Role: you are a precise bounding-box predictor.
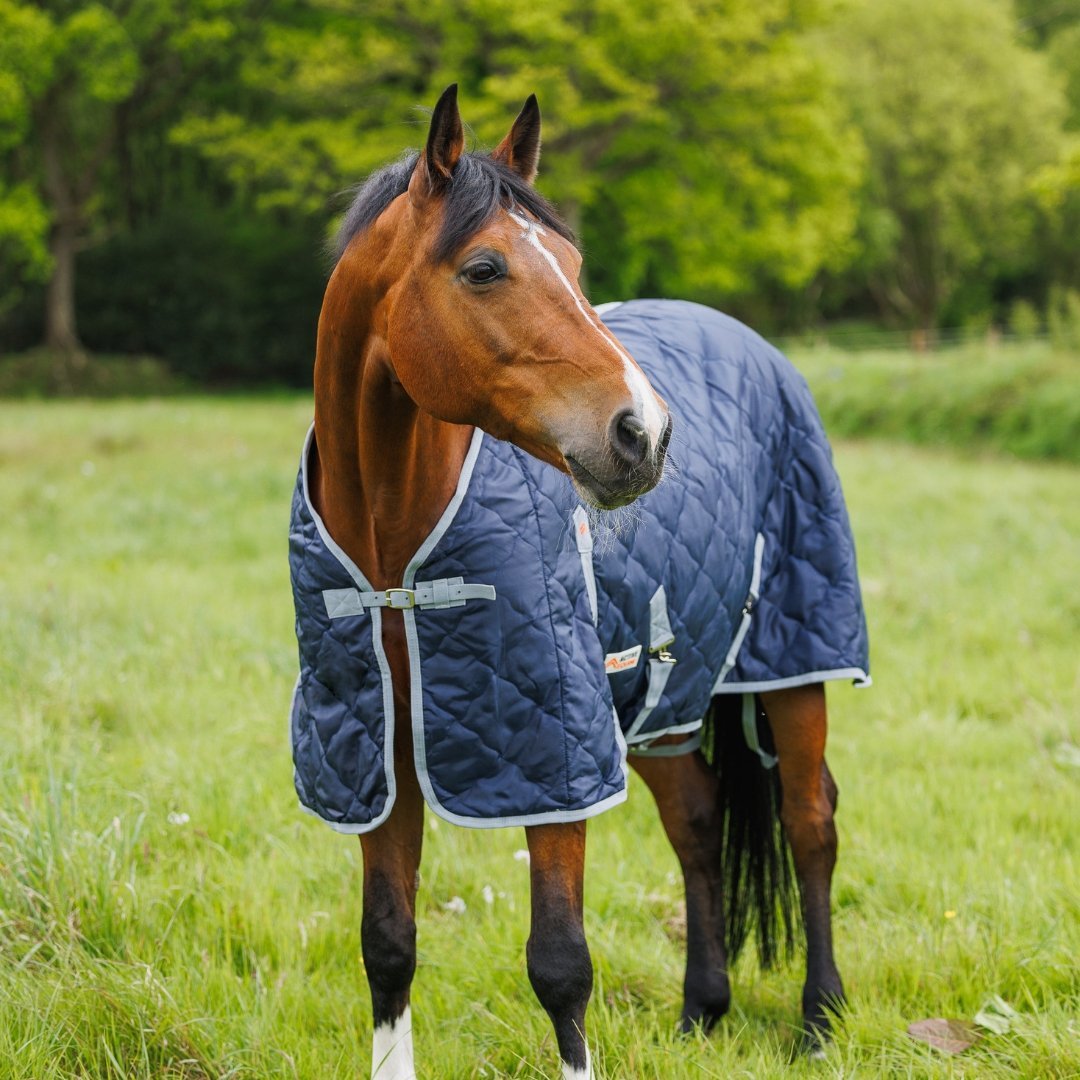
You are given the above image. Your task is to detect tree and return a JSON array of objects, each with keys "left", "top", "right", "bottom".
[
  {"left": 823, "top": 0, "right": 1067, "bottom": 335},
  {"left": 174, "top": 0, "right": 864, "bottom": 309},
  {"left": 0, "top": 0, "right": 254, "bottom": 356}
]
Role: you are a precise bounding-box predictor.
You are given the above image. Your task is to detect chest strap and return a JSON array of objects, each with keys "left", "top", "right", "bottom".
[{"left": 323, "top": 577, "right": 496, "bottom": 618}]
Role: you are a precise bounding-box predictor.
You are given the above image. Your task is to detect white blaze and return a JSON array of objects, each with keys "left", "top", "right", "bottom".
[
  {"left": 561, "top": 1047, "right": 593, "bottom": 1080},
  {"left": 508, "top": 211, "right": 666, "bottom": 445},
  {"left": 371, "top": 1007, "right": 415, "bottom": 1080}
]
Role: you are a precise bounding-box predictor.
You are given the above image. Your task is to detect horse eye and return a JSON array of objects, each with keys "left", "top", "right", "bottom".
[{"left": 463, "top": 260, "right": 503, "bottom": 286}]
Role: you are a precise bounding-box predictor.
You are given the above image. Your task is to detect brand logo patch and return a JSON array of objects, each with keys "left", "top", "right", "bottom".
[{"left": 604, "top": 645, "right": 642, "bottom": 674}]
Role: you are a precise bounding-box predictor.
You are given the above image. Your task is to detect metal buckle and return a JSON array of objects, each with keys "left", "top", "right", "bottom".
[
  {"left": 650, "top": 640, "right": 678, "bottom": 665},
  {"left": 385, "top": 588, "right": 416, "bottom": 610}
]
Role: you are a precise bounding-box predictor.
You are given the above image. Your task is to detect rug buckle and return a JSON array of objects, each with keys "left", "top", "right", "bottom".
[{"left": 385, "top": 588, "right": 416, "bottom": 610}]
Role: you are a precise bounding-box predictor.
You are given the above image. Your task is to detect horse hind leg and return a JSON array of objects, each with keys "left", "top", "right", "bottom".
[
  {"left": 525, "top": 822, "right": 595, "bottom": 1079},
  {"left": 359, "top": 767, "right": 425, "bottom": 1080},
  {"left": 759, "top": 684, "right": 845, "bottom": 1046},
  {"left": 630, "top": 744, "right": 731, "bottom": 1033}
]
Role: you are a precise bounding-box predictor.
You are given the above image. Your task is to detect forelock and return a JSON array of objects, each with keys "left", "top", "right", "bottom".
[{"left": 333, "top": 151, "right": 575, "bottom": 264}]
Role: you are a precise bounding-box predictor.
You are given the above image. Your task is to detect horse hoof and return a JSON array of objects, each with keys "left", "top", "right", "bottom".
[
  {"left": 798, "top": 1030, "right": 833, "bottom": 1061},
  {"left": 678, "top": 1004, "right": 727, "bottom": 1036}
]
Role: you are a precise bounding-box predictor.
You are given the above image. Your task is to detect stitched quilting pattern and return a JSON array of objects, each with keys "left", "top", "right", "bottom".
[{"left": 288, "top": 300, "right": 869, "bottom": 830}]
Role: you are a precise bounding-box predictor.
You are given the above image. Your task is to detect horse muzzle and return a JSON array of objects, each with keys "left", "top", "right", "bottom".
[{"left": 564, "top": 412, "right": 673, "bottom": 510}]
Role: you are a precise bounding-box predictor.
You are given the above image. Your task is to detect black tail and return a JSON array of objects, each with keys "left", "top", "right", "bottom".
[{"left": 703, "top": 694, "right": 799, "bottom": 970}]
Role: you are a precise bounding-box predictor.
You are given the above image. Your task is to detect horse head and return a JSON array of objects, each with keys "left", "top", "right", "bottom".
[{"left": 340, "top": 84, "right": 671, "bottom": 510}]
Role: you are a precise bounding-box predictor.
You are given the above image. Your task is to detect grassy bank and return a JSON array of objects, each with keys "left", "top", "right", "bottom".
[
  {"left": 0, "top": 400, "right": 1077, "bottom": 1078},
  {"left": 790, "top": 340, "right": 1080, "bottom": 463}
]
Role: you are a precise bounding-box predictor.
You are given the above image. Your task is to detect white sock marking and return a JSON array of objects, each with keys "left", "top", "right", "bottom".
[
  {"left": 561, "top": 1047, "right": 593, "bottom": 1080},
  {"left": 508, "top": 211, "right": 666, "bottom": 445},
  {"left": 371, "top": 1007, "right": 416, "bottom": 1080}
]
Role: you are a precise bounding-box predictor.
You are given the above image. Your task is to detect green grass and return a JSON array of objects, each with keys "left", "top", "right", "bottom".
[
  {"left": 790, "top": 341, "right": 1080, "bottom": 463},
  {"left": 0, "top": 399, "right": 1077, "bottom": 1078}
]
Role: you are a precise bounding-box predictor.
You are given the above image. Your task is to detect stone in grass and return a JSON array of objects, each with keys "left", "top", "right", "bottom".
[{"left": 906, "top": 1018, "right": 982, "bottom": 1053}]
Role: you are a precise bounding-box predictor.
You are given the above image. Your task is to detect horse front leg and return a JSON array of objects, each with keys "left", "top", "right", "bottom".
[
  {"left": 525, "top": 822, "right": 594, "bottom": 1079},
  {"left": 359, "top": 767, "right": 425, "bottom": 1079},
  {"left": 631, "top": 745, "right": 730, "bottom": 1032},
  {"left": 760, "top": 684, "right": 844, "bottom": 1046}
]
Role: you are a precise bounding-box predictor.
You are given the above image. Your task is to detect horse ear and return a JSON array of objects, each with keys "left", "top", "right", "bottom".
[
  {"left": 491, "top": 94, "right": 541, "bottom": 183},
  {"left": 411, "top": 83, "right": 464, "bottom": 200}
]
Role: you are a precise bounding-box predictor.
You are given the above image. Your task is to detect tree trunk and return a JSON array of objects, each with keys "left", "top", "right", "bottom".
[
  {"left": 40, "top": 94, "right": 86, "bottom": 359},
  {"left": 44, "top": 217, "right": 82, "bottom": 355}
]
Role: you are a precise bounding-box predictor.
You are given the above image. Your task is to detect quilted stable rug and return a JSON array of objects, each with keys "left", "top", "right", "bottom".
[{"left": 289, "top": 299, "right": 870, "bottom": 832}]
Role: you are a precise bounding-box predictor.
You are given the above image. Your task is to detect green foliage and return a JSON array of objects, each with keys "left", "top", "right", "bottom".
[
  {"left": 1033, "top": 142, "right": 1080, "bottom": 293},
  {"left": 1047, "top": 285, "right": 1080, "bottom": 351},
  {"left": 0, "top": 0, "right": 264, "bottom": 349},
  {"left": 73, "top": 208, "right": 327, "bottom": 385},
  {"left": 0, "top": 182, "right": 50, "bottom": 296},
  {"left": 0, "top": 400, "right": 1077, "bottom": 1076},
  {"left": 822, "top": 0, "right": 1067, "bottom": 330},
  {"left": 3, "top": 0, "right": 1080, "bottom": 364},
  {"left": 173, "top": 0, "right": 864, "bottom": 304},
  {"left": 0, "top": 348, "right": 187, "bottom": 397},
  {"left": 792, "top": 341, "right": 1080, "bottom": 462},
  {"left": 1007, "top": 299, "right": 1042, "bottom": 339}
]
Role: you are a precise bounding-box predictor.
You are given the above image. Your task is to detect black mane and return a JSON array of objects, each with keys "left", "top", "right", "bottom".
[{"left": 333, "top": 150, "right": 576, "bottom": 263}]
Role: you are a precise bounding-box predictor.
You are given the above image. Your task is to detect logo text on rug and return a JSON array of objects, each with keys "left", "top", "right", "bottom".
[{"left": 604, "top": 645, "right": 642, "bottom": 674}]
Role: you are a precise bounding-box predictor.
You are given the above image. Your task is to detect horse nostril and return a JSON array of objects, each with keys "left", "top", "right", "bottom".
[{"left": 611, "top": 409, "right": 650, "bottom": 468}]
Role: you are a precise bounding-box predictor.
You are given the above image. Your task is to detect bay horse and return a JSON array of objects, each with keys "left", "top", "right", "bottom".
[{"left": 291, "top": 84, "right": 866, "bottom": 1079}]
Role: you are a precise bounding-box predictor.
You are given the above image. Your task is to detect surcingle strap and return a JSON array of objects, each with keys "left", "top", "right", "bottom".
[
  {"left": 742, "top": 692, "right": 778, "bottom": 769},
  {"left": 322, "top": 577, "right": 496, "bottom": 618}
]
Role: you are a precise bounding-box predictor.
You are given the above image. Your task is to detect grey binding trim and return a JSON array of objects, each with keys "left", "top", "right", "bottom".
[
  {"left": 625, "top": 717, "right": 702, "bottom": 746},
  {"left": 716, "top": 668, "right": 872, "bottom": 693},
  {"left": 628, "top": 729, "right": 703, "bottom": 757},
  {"left": 713, "top": 531, "right": 765, "bottom": 689},
  {"left": 400, "top": 432, "right": 629, "bottom": 829},
  {"left": 572, "top": 505, "right": 598, "bottom": 625},
  {"left": 741, "top": 692, "right": 778, "bottom": 769},
  {"left": 298, "top": 424, "right": 398, "bottom": 835},
  {"left": 592, "top": 301, "right": 624, "bottom": 315},
  {"left": 323, "top": 577, "right": 496, "bottom": 617},
  {"left": 649, "top": 583, "right": 675, "bottom": 650},
  {"left": 623, "top": 585, "right": 678, "bottom": 743},
  {"left": 710, "top": 529, "right": 872, "bottom": 694}
]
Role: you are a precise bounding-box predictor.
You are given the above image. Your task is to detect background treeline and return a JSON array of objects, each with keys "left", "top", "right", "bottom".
[{"left": 1, "top": 0, "right": 1079, "bottom": 385}]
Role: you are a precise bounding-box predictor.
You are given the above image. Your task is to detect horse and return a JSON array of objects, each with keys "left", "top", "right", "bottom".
[{"left": 288, "top": 84, "right": 869, "bottom": 1079}]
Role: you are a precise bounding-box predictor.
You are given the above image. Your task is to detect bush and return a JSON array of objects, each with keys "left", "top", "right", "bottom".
[
  {"left": 72, "top": 207, "right": 327, "bottom": 387},
  {"left": 1047, "top": 286, "right": 1080, "bottom": 352},
  {"left": 1007, "top": 299, "right": 1042, "bottom": 338},
  {"left": 792, "top": 341, "right": 1080, "bottom": 462},
  {"left": 0, "top": 349, "right": 188, "bottom": 397}
]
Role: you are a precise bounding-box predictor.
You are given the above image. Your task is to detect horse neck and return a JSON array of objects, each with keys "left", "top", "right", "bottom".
[{"left": 311, "top": 250, "right": 473, "bottom": 590}]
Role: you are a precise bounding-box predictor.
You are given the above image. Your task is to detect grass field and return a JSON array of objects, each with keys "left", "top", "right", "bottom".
[{"left": 0, "top": 399, "right": 1077, "bottom": 1079}]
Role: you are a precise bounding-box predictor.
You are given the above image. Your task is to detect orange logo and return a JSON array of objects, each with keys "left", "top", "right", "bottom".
[{"left": 604, "top": 645, "right": 642, "bottom": 674}]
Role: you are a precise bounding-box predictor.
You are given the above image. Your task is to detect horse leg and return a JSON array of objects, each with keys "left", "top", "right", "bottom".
[
  {"left": 525, "top": 822, "right": 594, "bottom": 1079},
  {"left": 359, "top": 766, "right": 425, "bottom": 1079},
  {"left": 759, "top": 684, "right": 844, "bottom": 1045},
  {"left": 630, "top": 746, "right": 730, "bottom": 1032}
]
